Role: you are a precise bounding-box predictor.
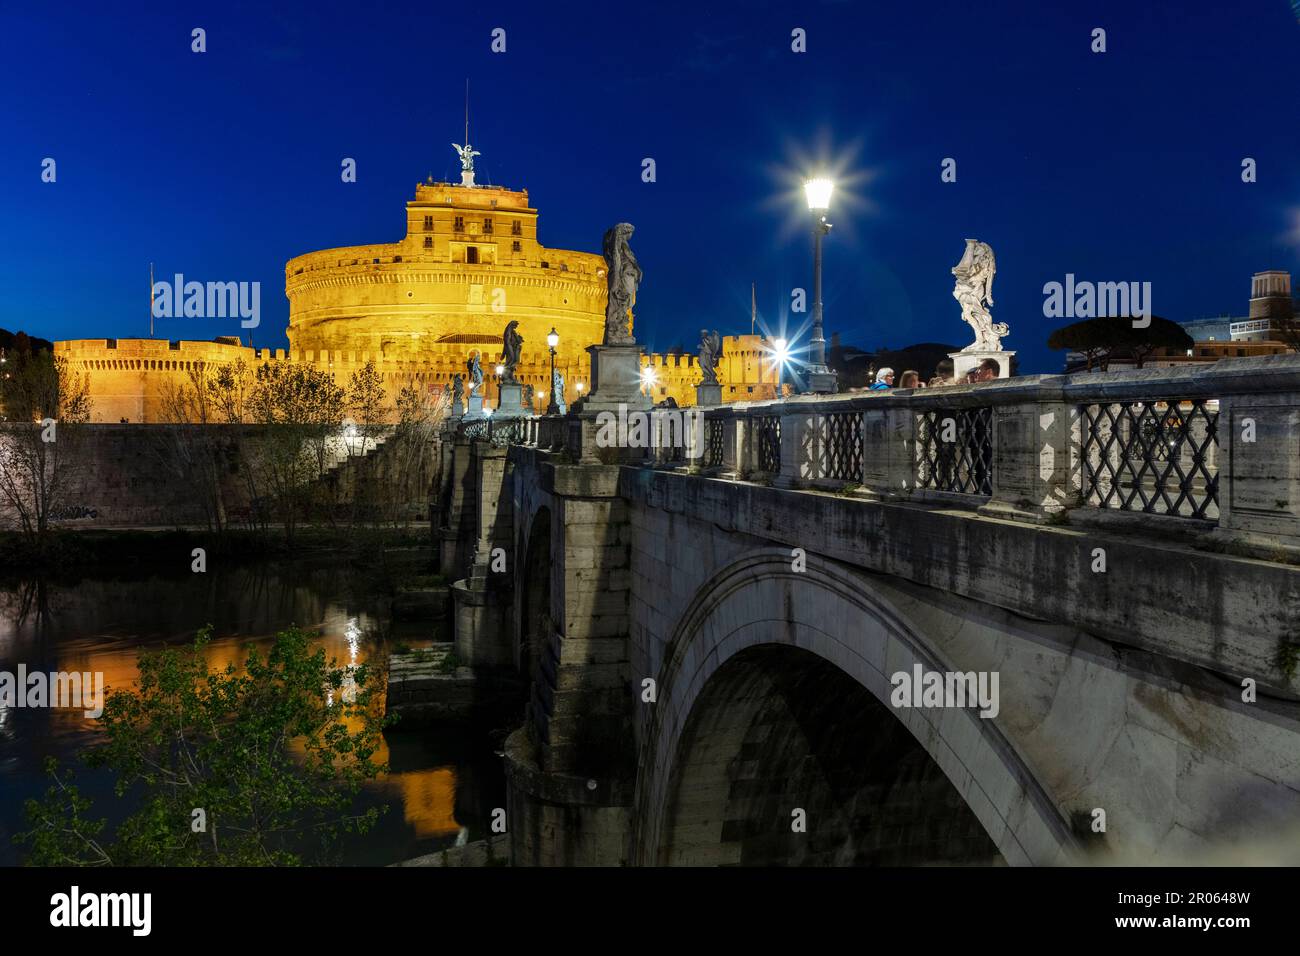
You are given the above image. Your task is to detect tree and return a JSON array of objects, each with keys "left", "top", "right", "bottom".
[
  {"left": 208, "top": 358, "right": 251, "bottom": 424},
  {"left": 1113, "top": 316, "right": 1194, "bottom": 368},
  {"left": 1047, "top": 316, "right": 1192, "bottom": 370},
  {"left": 386, "top": 377, "right": 449, "bottom": 526},
  {"left": 1268, "top": 292, "right": 1300, "bottom": 352},
  {"left": 0, "top": 342, "right": 92, "bottom": 541},
  {"left": 244, "top": 363, "right": 345, "bottom": 539},
  {"left": 155, "top": 363, "right": 233, "bottom": 532},
  {"left": 346, "top": 361, "right": 387, "bottom": 446},
  {"left": 1046, "top": 318, "right": 1113, "bottom": 371},
  {"left": 15, "top": 626, "right": 389, "bottom": 866}
]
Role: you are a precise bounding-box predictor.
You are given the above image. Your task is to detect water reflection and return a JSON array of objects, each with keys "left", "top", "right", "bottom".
[{"left": 0, "top": 560, "right": 500, "bottom": 866}]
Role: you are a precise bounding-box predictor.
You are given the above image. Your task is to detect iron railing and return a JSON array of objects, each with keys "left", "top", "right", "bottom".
[
  {"left": 821, "top": 411, "right": 863, "bottom": 483},
  {"left": 916, "top": 407, "right": 993, "bottom": 496},
  {"left": 704, "top": 418, "right": 725, "bottom": 469},
  {"left": 755, "top": 415, "right": 781, "bottom": 474},
  {"left": 1079, "top": 399, "right": 1219, "bottom": 519}
]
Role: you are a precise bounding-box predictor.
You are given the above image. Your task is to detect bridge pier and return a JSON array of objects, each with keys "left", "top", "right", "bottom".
[
  {"left": 504, "top": 430, "right": 641, "bottom": 865},
  {"left": 436, "top": 428, "right": 475, "bottom": 581},
  {"left": 450, "top": 441, "right": 515, "bottom": 669}
]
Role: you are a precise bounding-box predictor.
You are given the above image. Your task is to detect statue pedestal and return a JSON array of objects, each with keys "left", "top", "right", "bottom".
[
  {"left": 950, "top": 350, "right": 1015, "bottom": 381},
  {"left": 695, "top": 383, "right": 722, "bottom": 407},
  {"left": 466, "top": 393, "right": 485, "bottom": 419},
  {"left": 585, "top": 344, "right": 650, "bottom": 411},
  {"left": 805, "top": 368, "right": 838, "bottom": 394},
  {"left": 450, "top": 397, "right": 465, "bottom": 420},
  {"left": 496, "top": 382, "right": 524, "bottom": 418}
]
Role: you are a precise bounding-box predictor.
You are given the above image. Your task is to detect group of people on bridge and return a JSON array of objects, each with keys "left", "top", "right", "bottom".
[{"left": 857, "top": 357, "right": 1002, "bottom": 392}]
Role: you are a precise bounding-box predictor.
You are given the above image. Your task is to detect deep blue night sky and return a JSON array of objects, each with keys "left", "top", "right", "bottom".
[{"left": 2, "top": 0, "right": 1298, "bottom": 373}]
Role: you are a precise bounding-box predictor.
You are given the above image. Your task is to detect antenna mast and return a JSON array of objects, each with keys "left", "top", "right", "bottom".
[{"left": 149, "top": 262, "right": 155, "bottom": 337}]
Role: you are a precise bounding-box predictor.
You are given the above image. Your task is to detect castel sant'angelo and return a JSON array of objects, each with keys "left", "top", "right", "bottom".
[{"left": 55, "top": 145, "right": 780, "bottom": 423}]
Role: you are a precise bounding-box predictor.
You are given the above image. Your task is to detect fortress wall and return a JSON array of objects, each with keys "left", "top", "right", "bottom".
[
  {"left": 0, "top": 423, "right": 435, "bottom": 529},
  {"left": 56, "top": 333, "right": 782, "bottom": 422}
]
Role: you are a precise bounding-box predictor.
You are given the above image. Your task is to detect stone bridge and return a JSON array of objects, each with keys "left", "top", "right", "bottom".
[{"left": 434, "top": 357, "right": 1300, "bottom": 866}]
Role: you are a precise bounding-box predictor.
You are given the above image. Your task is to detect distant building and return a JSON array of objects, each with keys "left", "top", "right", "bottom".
[
  {"left": 1064, "top": 270, "right": 1293, "bottom": 372},
  {"left": 1230, "top": 270, "right": 1293, "bottom": 341}
]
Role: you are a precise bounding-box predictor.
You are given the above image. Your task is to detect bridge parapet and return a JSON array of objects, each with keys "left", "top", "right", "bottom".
[
  {"left": 655, "top": 355, "right": 1300, "bottom": 558},
  {"left": 479, "top": 354, "right": 1300, "bottom": 555}
]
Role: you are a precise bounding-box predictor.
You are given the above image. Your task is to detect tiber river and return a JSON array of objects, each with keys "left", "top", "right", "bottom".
[{"left": 0, "top": 558, "right": 505, "bottom": 866}]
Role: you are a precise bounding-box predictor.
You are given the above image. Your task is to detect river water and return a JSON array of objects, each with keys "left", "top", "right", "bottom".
[{"left": 0, "top": 558, "right": 505, "bottom": 866}]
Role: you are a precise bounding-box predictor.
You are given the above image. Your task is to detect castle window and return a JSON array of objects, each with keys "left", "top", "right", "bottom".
[
  {"left": 454, "top": 216, "right": 464, "bottom": 232},
  {"left": 466, "top": 246, "right": 479, "bottom": 264},
  {"left": 540, "top": 261, "right": 549, "bottom": 269},
  {"left": 393, "top": 256, "right": 402, "bottom": 262},
  {"left": 511, "top": 220, "right": 522, "bottom": 236},
  {"left": 483, "top": 219, "right": 493, "bottom": 234},
  {"left": 512, "top": 240, "right": 521, "bottom": 252},
  {"left": 423, "top": 215, "right": 433, "bottom": 231},
  {"left": 424, "top": 236, "right": 433, "bottom": 249}
]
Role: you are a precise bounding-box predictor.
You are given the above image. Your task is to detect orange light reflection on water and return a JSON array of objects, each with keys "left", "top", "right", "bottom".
[{"left": 30, "top": 609, "right": 461, "bottom": 840}]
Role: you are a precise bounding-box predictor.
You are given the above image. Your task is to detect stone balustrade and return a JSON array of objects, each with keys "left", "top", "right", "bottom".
[{"left": 471, "top": 353, "right": 1300, "bottom": 556}]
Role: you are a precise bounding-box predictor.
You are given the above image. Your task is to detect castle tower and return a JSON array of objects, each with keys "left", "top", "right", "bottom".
[{"left": 284, "top": 161, "right": 608, "bottom": 412}]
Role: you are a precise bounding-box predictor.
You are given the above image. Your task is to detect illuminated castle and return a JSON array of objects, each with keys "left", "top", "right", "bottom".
[{"left": 57, "top": 149, "right": 782, "bottom": 422}]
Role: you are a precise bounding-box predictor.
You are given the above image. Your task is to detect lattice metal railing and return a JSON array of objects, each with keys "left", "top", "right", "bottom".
[
  {"left": 821, "top": 411, "right": 862, "bottom": 482},
  {"left": 461, "top": 417, "right": 532, "bottom": 447},
  {"left": 705, "top": 418, "right": 725, "bottom": 468},
  {"left": 916, "top": 407, "right": 993, "bottom": 496},
  {"left": 1079, "top": 399, "right": 1219, "bottom": 519},
  {"left": 755, "top": 415, "right": 781, "bottom": 474}
]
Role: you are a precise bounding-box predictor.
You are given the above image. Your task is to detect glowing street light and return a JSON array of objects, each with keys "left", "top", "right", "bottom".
[
  {"left": 640, "top": 365, "right": 657, "bottom": 397},
  {"left": 770, "top": 337, "right": 791, "bottom": 399},
  {"left": 546, "top": 327, "right": 560, "bottom": 415},
  {"left": 803, "top": 178, "right": 834, "bottom": 211},
  {"left": 802, "top": 177, "right": 837, "bottom": 394},
  {"left": 575, "top": 381, "right": 584, "bottom": 393},
  {"left": 495, "top": 362, "right": 505, "bottom": 407}
]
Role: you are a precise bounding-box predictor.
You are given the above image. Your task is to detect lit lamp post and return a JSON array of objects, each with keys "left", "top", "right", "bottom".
[
  {"left": 802, "top": 177, "right": 837, "bottom": 393},
  {"left": 640, "top": 365, "right": 657, "bottom": 400},
  {"left": 771, "top": 337, "right": 790, "bottom": 399},
  {"left": 546, "top": 327, "right": 560, "bottom": 415},
  {"left": 495, "top": 363, "right": 505, "bottom": 409}
]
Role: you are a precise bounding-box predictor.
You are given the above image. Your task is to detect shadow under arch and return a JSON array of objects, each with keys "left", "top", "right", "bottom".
[
  {"left": 633, "top": 548, "right": 1077, "bottom": 866},
  {"left": 517, "top": 505, "right": 552, "bottom": 689}
]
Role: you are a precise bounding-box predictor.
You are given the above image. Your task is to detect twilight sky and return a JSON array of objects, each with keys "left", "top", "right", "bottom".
[{"left": 2, "top": 0, "right": 1298, "bottom": 373}]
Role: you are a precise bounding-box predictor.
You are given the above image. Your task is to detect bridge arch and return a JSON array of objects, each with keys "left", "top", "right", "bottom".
[{"left": 633, "top": 549, "right": 1077, "bottom": 866}]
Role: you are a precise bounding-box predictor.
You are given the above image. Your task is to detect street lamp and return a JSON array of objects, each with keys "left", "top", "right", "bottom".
[
  {"left": 495, "top": 363, "right": 505, "bottom": 408},
  {"left": 546, "top": 327, "right": 560, "bottom": 415},
  {"left": 802, "top": 177, "right": 837, "bottom": 394},
  {"left": 640, "top": 365, "right": 657, "bottom": 398},
  {"left": 771, "top": 337, "right": 790, "bottom": 399}
]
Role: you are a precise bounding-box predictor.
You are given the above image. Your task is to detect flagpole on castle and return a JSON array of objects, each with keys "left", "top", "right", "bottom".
[{"left": 149, "top": 262, "right": 154, "bottom": 338}]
